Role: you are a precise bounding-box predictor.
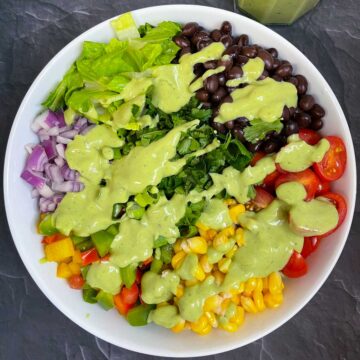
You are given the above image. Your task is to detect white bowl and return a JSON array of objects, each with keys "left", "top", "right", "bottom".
[{"left": 3, "top": 4, "right": 356, "bottom": 357}]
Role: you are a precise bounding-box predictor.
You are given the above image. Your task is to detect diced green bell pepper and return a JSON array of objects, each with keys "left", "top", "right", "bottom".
[
  {"left": 120, "top": 264, "right": 137, "bottom": 288},
  {"left": 75, "top": 239, "right": 94, "bottom": 252},
  {"left": 38, "top": 214, "right": 57, "bottom": 235},
  {"left": 126, "top": 203, "right": 145, "bottom": 220},
  {"left": 96, "top": 290, "right": 114, "bottom": 310},
  {"left": 126, "top": 304, "right": 155, "bottom": 326},
  {"left": 150, "top": 258, "right": 163, "bottom": 273},
  {"left": 81, "top": 265, "right": 90, "bottom": 279},
  {"left": 91, "top": 230, "right": 114, "bottom": 257},
  {"left": 71, "top": 235, "right": 88, "bottom": 246},
  {"left": 160, "top": 244, "right": 173, "bottom": 265},
  {"left": 113, "top": 147, "right": 122, "bottom": 160},
  {"left": 153, "top": 236, "right": 168, "bottom": 248},
  {"left": 106, "top": 224, "right": 119, "bottom": 236},
  {"left": 82, "top": 284, "right": 98, "bottom": 304}
]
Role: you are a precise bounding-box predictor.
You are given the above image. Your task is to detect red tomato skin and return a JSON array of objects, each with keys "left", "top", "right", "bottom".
[
  {"left": 282, "top": 251, "right": 308, "bottom": 278},
  {"left": 68, "top": 275, "right": 85, "bottom": 289},
  {"left": 262, "top": 170, "right": 281, "bottom": 193},
  {"left": 301, "top": 237, "right": 321, "bottom": 258},
  {"left": 114, "top": 293, "right": 133, "bottom": 315},
  {"left": 121, "top": 283, "right": 139, "bottom": 305},
  {"left": 135, "top": 268, "right": 142, "bottom": 284},
  {"left": 299, "top": 129, "right": 321, "bottom": 145},
  {"left": 81, "top": 248, "right": 100, "bottom": 266},
  {"left": 275, "top": 169, "right": 320, "bottom": 201},
  {"left": 318, "top": 192, "right": 347, "bottom": 238},
  {"left": 250, "top": 152, "right": 265, "bottom": 166},
  {"left": 316, "top": 180, "right": 331, "bottom": 196},
  {"left": 313, "top": 136, "right": 347, "bottom": 181},
  {"left": 253, "top": 186, "right": 274, "bottom": 209}
]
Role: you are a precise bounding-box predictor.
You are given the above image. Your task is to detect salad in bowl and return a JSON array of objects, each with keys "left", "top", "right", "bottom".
[{"left": 19, "top": 12, "right": 348, "bottom": 336}]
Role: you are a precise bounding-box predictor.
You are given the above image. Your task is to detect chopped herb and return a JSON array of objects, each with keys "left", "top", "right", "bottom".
[{"left": 244, "top": 118, "right": 283, "bottom": 144}]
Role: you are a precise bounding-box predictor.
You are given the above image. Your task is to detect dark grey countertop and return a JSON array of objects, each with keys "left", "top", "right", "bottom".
[{"left": 1, "top": 0, "right": 359, "bottom": 359}]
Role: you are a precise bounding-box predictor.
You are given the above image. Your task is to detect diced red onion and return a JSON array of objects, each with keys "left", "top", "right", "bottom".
[
  {"left": 41, "top": 138, "right": 57, "bottom": 160},
  {"left": 59, "top": 126, "right": 71, "bottom": 133},
  {"left": 47, "top": 164, "right": 64, "bottom": 184},
  {"left": 55, "top": 143, "right": 65, "bottom": 158},
  {"left": 74, "top": 118, "right": 88, "bottom": 131},
  {"left": 56, "top": 136, "right": 71, "bottom": 144},
  {"left": 60, "top": 129, "right": 78, "bottom": 139},
  {"left": 52, "top": 181, "right": 84, "bottom": 192},
  {"left": 61, "top": 164, "right": 78, "bottom": 181},
  {"left": 38, "top": 128, "right": 50, "bottom": 142},
  {"left": 21, "top": 169, "right": 46, "bottom": 188},
  {"left": 80, "top": 124, "right": 95, "bottom": 135},
  {"left": 47, "top": 126, "right": 60, "bottom": 136},
  {"left": 25, "top": 143, "right": 35, "bottom": 154},
  {"left": 31, "top": 188, "right": 40, "bottom": 198},
  {"left": 38, "top": 184, "right": 55, "bottom": 198},
  {"left": 39, "top": 197, "right": 56, "bottom": 213},
  {"left": 45, "top": 111, "right": 65, "bottom": 128},
  {"left": 25, "top": 145, "right": 48, "bottom": 172},
  {"left": 31, "top": 111, "right": 50, "bottom": 132},
  {"left": 53, "top": 194, "right": 64, "bottom": 204},
  {"left": 54, "top": 156, "right": 65, "bottom": 167}
]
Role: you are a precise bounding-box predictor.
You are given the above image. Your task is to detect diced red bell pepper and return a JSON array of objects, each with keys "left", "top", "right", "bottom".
[{"left": 81, "top": 248, "right": 100, "bottom": 266}]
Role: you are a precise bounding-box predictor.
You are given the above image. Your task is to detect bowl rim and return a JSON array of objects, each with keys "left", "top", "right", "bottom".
[{"left": 3, "top": 4, "right": 357, "bottom": 357}]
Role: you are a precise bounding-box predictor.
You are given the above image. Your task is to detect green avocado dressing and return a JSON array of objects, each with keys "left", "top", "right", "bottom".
[
  {"left": 86, "top": 262, "right": 122, "bottom": 295},
  {"left": 215, "top": 77, "right": 297, "bottom": 123},
  {"left": 189, "top": 66, "right": 226, "bottom": 93},
  {"left": 198, "top": 198, "right": 232, "bottom": 230},
  {"left": 141, "top": 270, "right": 180, "bottom": 304},
  {"left": 152, "top": 42, "right": 225, "bottom": 113},
  {"left": 276, "top": 134, "right": 330, "bottom": 172},
  {"left": 176, "top": 253, "right": 198, "bottom": 281},
  {"left": 148, "top": 305, "right": 182, "bottom": 328},
  {"left": 226, "top": 57, "right": 265, "bottom": 87}
]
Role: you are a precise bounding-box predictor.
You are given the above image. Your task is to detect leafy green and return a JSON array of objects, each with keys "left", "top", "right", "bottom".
[
  {"left": 111, "top": 12, "right": 140, "bottom": 40},
  {"left": 140, "top": 21, "right": 181, "bottom": 43},
  {"left": 244, "top": 119, "right": 283, "bottom": 144},
  {"left": 177, "top": 200, "right": 206, "bottom": 237},
  {"left": 138, "top": 23, "right": 154, "bottom": 37}
]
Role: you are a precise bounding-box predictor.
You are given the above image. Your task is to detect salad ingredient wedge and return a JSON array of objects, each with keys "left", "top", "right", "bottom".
[{"left": 21, "top": 13, "right": 348, "bottom": 335}]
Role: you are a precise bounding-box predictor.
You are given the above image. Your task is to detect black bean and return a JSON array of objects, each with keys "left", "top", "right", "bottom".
[
  {"left": 204, "top": 75, "right": 219, "bottom": 94},
  {"left": 210, "top": 29, "right": 222, "bottom": 42},
  {"left": 289, "top": 107, "right": 296, "bottom": 117},
  {"left": 173, "top": 35, "right": 191, "bottom": 48},
  {"left": 193, "top": 63, "right": 204, "bottom": 76},
  {"left": 247, "top": 142, "right": 262, "bottom": 152},
  {"left": 295, "top": 75, "right": 308, "bottom": 95},
  {"left": 221, "top": 21, "right": 232, "bottom": 34},
  {"left": 272, "top": 75, "right": 283, "bottom": 82},
  {"left": 220, "top": 95, "right": 233, "bottom": 105},
  {"left": 182, "top": 22, "right": 199, "bottom": 37},
  {"left": 197, "top": 38, "right": 212, "bottom": 50},
  {"left": 227, "top": 86, "right": 237, "bottom": 93},
  {"left": 295, "top": 112, "right": 312, "bottom": 128},
  {"left": 241, "top": 46, "right": 257, "bottom": 58},
  {"left": 257, "top": 49, "right": 274, "bottom": 71},
  {"left": 299, "top": 95, "right": 315, "bottom": 112},
  {"left": 195, "top": 88, "right": 209, "bottom": 102},
  {"left": 310, "top": 104, "right": 325, "bottom": 118},
  {"left": 287, "top": 76, "right": 298, "bottom": 87},
  {"left": 263, "top": 140, "right": 278, "bottom": 154},
  {"left": 211, "top": 87, "right": 227, "bottom": 103},
  {"left": 281, "top": 60, "right": 291, "bottom": 66},
  {"left": 258, "top": 70, "right": 269, "bottom": 80},
  {"left": 272, "top": 58, "right": 281, "bottom": 70},
  {"left": 232, "top": 36, "right": 240, "bottom": 45},
  {"left": 234, "top": 117, "right": 249, "bottom": 128},
  {"left": 218, "top": 73, "right": 226, "bottom": 86},
  {"left": 224, "top": 45, "right": 239, "bottom": 59},
  {"left": 284, "top": 120, "right": 299, "bottom": 136},
  {"left": 267, "top": 48, "right": 278, "bottom": 58},
  {"left": 226, "top": 66, "right": 243, "bottom": 80},
  {"left": 212, "top": 121, "right": 227, "bottom": 134},
  {"left": 220, "top": 35, "right": 233, "bottom": 48},
  {"left": 232, "top": 128, "right": 246, "bottom": 142},
  {"left": 204, "top": 60, "right": 217, "bottom": 70},
  {"left": 236, "top": 55, "right": 249, "bottom": 65},
  {"left": 179, "top": 47, "right": 191, "bottom": 57},
  {"left": 225, "top": 120, "right": 235, "bottom": 129},
  {"left": 275, "top": 63, "right": 293, "bottom": 78},
  {"left": 310, "top": 117, "right": 323, "bottom": 130},
  {"left": 238, "top": 34, "right": 249, "bottom": 47},
  {"left": 217, "top": 57, "right": 233, "bottom": 71},
  {"left": 191, "top": 31, "right": 209, "bottom": 45},
  {"left": 202, "top": 102, "right": 212, "bottom": 109},
  {"left": 282, "top": 106, "right": 290, "bottom": 121}
]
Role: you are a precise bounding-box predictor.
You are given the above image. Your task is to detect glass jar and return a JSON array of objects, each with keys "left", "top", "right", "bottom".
[{"left": 236, "top": 0, "right": 320, "bottom": 25}]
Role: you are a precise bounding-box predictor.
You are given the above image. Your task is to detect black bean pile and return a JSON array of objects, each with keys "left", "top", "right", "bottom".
[{"left": 173, "top": 21, "right": 326, "bottom": 153}]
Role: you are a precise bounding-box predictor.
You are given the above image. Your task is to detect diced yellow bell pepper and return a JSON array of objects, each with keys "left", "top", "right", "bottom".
[
  {"left": 45, "top": 237, "right": 74, "bottom": 262},
  {"left": 57, "top": 262, "right": 72, "bottom": 279}
]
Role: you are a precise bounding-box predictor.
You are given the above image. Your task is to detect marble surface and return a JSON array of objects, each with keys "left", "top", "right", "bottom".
[{"left": 0, "top": 0, "right": 359, "bottom": 359}]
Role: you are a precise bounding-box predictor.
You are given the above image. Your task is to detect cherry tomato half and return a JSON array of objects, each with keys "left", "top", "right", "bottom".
[
  {"left": 114, "top": 293, "right": 134, "bottom": 315},
  {"left": 316, "top": 180, "right": 331, "bottom": 196},
  {"left": 250, "top": 152, "right": 265, "bottom": 166},
  {"left": 253, "top": 186, "right": 274, "bottom": 209},
  {"left": 282, "top": 251, "right": 308, "bottom": 278},
  {"left": 318, "top": 192, "right": 347, "bottom": 238},
  {"left": 275, "top": 169, "right": 320, "bottom": 201},
  {"left": 313, "top": 136, "right": 347, "bottom": 181},
  {"left": 68, "top": 274, "right": 85, "bottom": 289},
  {"left": 121, "top": 283, "right": 139, "bottom": 305},
  {"left": 301, "top": 236, "right": 321, "bottom": 258},
  {"left": 299, "top": 129, "right": 321, "bottom": 145}
]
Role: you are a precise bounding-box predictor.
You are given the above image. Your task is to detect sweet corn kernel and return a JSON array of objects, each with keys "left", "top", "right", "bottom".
[
  {"left": 187, "top": 237, "right": 208, "bottom": 254},
  {"left": 255, "top": 278, "right": 263, "bottom": 292},
  {"left": 218, "top": 258, "right": 231, "bottom": 273},
  {"left": 180, "top": 239, "right": 191, "bottom": 253},
  {"left": 198, "top": 227, "right": 209, "bottom": 240},
  {"left": 269, "top": 272, "right": 283, "bottom": 295},
  {"left": 72, "top": 250, "right": 82, "bottom": 265},
  {"left": 263, "top": 276, "right": 269, "bottom": 291},
  {"left": 203, "top": 295, "right": 222, "bottom": 313},
  {"left": 68, "top": 261, "right": 81, "bottom": 275},
  {"left": 229, "top": 204, "right": 246, "bottom": 224},
  {"left": 205, "top": 311, "right": 218, "bottom": 328},
  {"left": 213, "top": 270, "right": 225, "bottom": 285},
  {"left": 196, "top": 222, "right": 209, "bottom": 232},
  {"left": 213, "top": 233, "right": 229, "bottom": 250},
  {"left": 224, "top": 198, "right": 237, "bottom": 206},
  {"left": 240, "top": 296, "right": 258, "bottom": 313},
  {"left": 190, "top": 315, "right": 211, "bottom": 335},
  {"left": 173, "top": 239, "right": 182, "bottom": 253},
  {"left": 232, "top": 306, "right": 245, "bottom": 326},
  {"left": 171, "top": 251, "right": 186, "bottom": 269},
  {"left": 225, "top": 244, "right": 238, "bottom": 259},
  {"left": 219, "top": 321, "right": 238, "bottom": 332},
  {"left": 244, "top": 277, "right": 258, "bottom": 296},
  {"left": 207, "top": 229, "right": 217, "bottom": 241},
  {"left": 220, "top": 298, "right": 232, "bottom": 314},
  {"left": 171, "top": 319, "right": 186, "bottom": 333},
  {"left": 185, "top": 279, "right": 198, "bottom": 287},
  {"left": 200, "top": 254, "right": 213, "bottom": 273},
  {"left": 264, "top": 292, "right": 283, "bottom": 308},
  {"left": 253, "top": 290, "right": 266, "bottom": 312},
  {"left": 195, "top": 265, "right": 206, "bottom": 281},
  {"left": 235, "top": 228, "right": 245, "bottom": 246},
  {"left": 56, "top": 262, "right": 72, "bottom": 279},
  {"left": 229, "top": 282, "right": 245, "bottom": 295},
  {"left": 231, "top": 294, "right": 240, "bottom": 305},
  {"left": 176, "top": 284, "right": 184, "bottom": 298},
  {"left": 156, "top": 302, "right": 169, "bottom": 308},
  {"left": 220, "top": 226, "right": 235, "bottom": 237}
]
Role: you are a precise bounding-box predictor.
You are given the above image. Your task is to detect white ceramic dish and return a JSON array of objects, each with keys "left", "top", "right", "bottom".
[{"left": 3, "top": 4, "right": 356, "bottom": 357}]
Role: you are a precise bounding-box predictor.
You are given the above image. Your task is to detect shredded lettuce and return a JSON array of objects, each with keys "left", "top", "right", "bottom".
[
  {"left": 244, "top": 118, "right": 283, "bottom": 144},
  {"left": 111, "top": 12, "right": 140, "bottom": 40}
]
